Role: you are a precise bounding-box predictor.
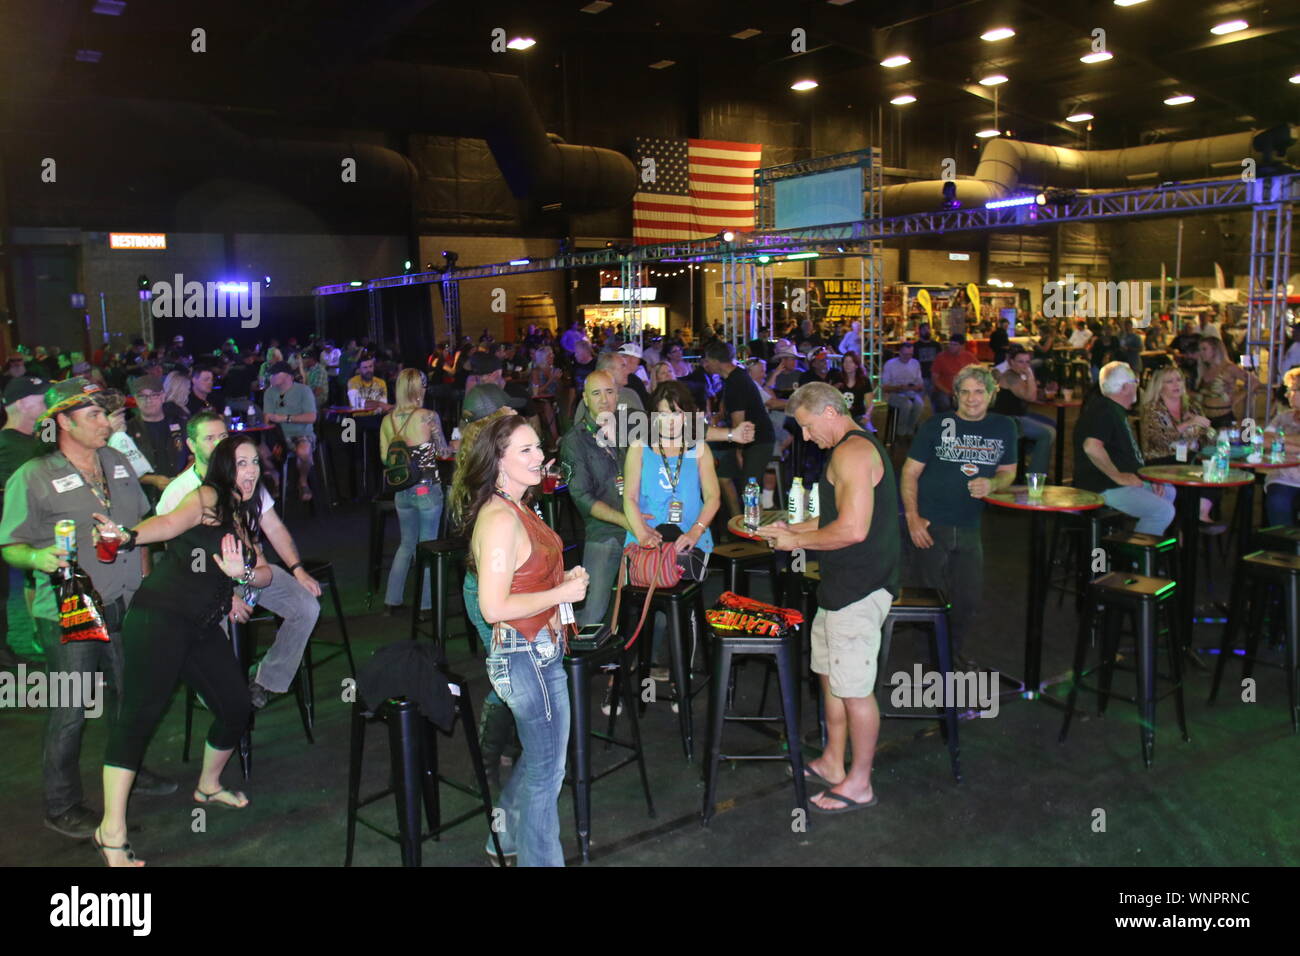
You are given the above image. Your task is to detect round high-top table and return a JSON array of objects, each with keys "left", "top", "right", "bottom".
[
  {"left": 985, "top": 485, "right": 1105, "bottom": 700},
  {"left": 1194, "top": 451, "right": 1300, "bottom": 556},
  {"left": 726, "top": 509, "right": 788, "bottom": 543},
  {"left": 1028, "top": 397, "right": 1083, "bottom": 483},
  {"left": 1138, "top": 465, "right": 1254, "bottom": 657}
]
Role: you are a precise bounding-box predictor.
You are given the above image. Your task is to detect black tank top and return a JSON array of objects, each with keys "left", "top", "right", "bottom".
[
  {"left": 817, "top": 429, "right": 900, "bottom": 611},
  {"left": 129, "top": 521, "right": 243, "bottom": 628}
]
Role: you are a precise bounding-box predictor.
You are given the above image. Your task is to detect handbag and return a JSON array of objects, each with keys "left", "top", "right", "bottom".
[
  {"left": 600, "top": 541, "right": 683, "bottom": 652},
  {"left": 654, "top": 523, "right": 709, "bottom": 583}
]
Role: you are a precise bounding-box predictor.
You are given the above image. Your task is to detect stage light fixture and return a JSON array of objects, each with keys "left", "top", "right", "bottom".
[
  {"left": 881, "top": 54, "right": 910, "bottom": 68},
  {"left": 981, "top": 27, "right": 1015, "bottom": 42},
  {"left": 941, "top": 181, "right": 961, "bottom": 209},
  {"left": 791, "top": 79, "right": 819, "bottom": 91},
  {"left": 718, "top": 230, "right": 736, "bottom": 242},
  {"left": 442, "top": 250, "right": 459, "bottom": 271},
  {"left": 137, "top": 274, "right": 150, "bottom": 289},
  {"left": 890, "top": 94, "right": 917, "bottom": 105},
  {"left": 1066, "top": 111, "right": 1094, "bottom": 122},
  {"left": 507, "top": 37, "right": 536, "bottom": 51}
]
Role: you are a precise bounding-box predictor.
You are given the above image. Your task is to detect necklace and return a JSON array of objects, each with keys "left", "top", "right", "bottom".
[
  {"left": 70, "top": 451, "right": 111, "bottom": 511},
  {"left": 495, "top": 487, "right": 544, "bottom": 521}
]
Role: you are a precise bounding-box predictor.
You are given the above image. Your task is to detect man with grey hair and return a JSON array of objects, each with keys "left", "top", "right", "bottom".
[
  {"left": 902, "top": 364, "right": 1017, "bottom": 664},
  {"left": 759, "top": 380, "right": 898, "bottom": 814},
  {"left": 1073, "top": 361, "right": 1174, "bottom": 533}
]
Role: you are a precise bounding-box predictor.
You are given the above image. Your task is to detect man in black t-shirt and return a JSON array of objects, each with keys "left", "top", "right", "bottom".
[
  {"left": 989, "top": 317, "right": 1011, "bottom": 366},
  {"left": 902, "top": 364, "right": 1017, "bottom": 662},
  {"left": 1074, "top": 361, "right": 1175, "bottom": 534},
  {"left": 124, "top": 374, "right": 189, "bottom": 500},
  {"left": 913, "top": 323, "right": 940, "bottom": 405},
  {"left": 703, "top": 340, "right": 775, "bottom": 517}
]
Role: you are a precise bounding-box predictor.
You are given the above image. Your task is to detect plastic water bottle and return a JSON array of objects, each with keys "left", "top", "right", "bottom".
[
  {"left": 1251, "top": 429, "right": 1265, "bottom": 462},
  {"left": 1271, "top": 427, "right": 1286, "bottom": 464},
  {"left": 743, "top": 478, "right": 761, "bottom": 533},
  {"left": 788, "top": 477, "right": 806, "bottom": 525},
  {"left": 807, "top": 481, "right": 820, "bottom": 519},
  {"left": 1216, "top": 428, "right": 1231, "bottom": 459}
]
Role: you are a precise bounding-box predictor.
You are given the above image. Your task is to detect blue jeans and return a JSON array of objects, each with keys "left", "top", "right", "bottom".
[
  {"left": 1015, "top": 413, "right": 1057, "bottom": 476},
  {"left": 577, "top": 536, "right": 624, "bottom": 627},
  {"left": 483, "top": 626, "right": 570, "bottom": 867},
  {"left": 385, "top": 481, "right": 443, "bottom": 609},
  {"left": 1265, "top": 483, "right": 1300, "bottom": 527},
  {"left": 1102, "top": 483, "right": 1176, "bottom": 535}
]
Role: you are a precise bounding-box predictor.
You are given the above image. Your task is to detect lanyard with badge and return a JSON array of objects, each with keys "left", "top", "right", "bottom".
[
  {"left": 588, "top": 417, "right": 624, "bottom": 497},
  {"left": 657, "top": 443, "right": 686, "bottom": 523}
]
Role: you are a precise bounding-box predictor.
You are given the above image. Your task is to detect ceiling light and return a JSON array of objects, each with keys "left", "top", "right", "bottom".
[
  {"left": 92, "top": 0, "right": 126, "bottom": 14},
  {"left": 731, "top": 28, "right": 760, "bottom": 40},
  {"left": 881, "top": 54, "right": 911, "bottom": 68},
  {"left": 1290, "top": 72, "right": 1300, "bottom": 84},
  {"left": 580, "top": 0, "right": 612, "bottom": 12},
  {"left": 506, "top": 37, "right": 536, "bottom": 50},
  {"left": 649, "top": 59, "right": 675, "bottom": 69},
  {"left": 1080, "top": 51, "right": 1113, "bottom": 63},
  {"left": 75, "top": 49, "right": 102, "bottom": 63},
  {"left": 1066, "top": 111, "right": 1094, "bottom": 122},
  {"left": 1113, "top": 0, "right": 1146, "bottom": 5},
  {"left": 890, "top": 94, "right": 917, "bottom": 105},
  {"left": 791, "top": 79, "right": 819, "bottom": 91},
  {"left": 827, "top": 0, "right": 856, "bottom": 5},
  {"left": 975, "top": 128, "right": 1002, "bottom": 138},
  {"left": 980, "top": 27, "right": 1015, "bottom": 42},
  {"left": 1164, "top": 94, "right": 1195, "bottom": 105},
  {"left": 979, "top": 74, "right": 1008, "bottom": 86},
  {"left": 1210, "top": 20, "right": 1248, "bottom": 35}
]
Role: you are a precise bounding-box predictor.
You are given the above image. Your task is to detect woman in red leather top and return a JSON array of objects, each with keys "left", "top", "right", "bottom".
[{"left": 450, "top": 415, "right": 587, "bottom": 867}]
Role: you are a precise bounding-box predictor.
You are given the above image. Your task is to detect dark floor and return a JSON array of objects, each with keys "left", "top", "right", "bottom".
[{"left": 3, "top": 408, "right": 1298, "bottom": 868}]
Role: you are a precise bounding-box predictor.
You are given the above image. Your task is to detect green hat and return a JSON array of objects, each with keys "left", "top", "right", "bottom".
[{"left": 39, "top": 377, "right": 103, "bottom": 422}]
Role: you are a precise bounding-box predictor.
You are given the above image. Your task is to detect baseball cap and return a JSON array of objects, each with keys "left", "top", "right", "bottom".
[
  {"left": 40, "top": 377, "right": 103, "bottom": 421},
  {"left": 460, "top": 384, "right": 526, "bottom": 424},
  {"left": 773, "top": 341, "right": 799, "bottom": 360},
  {"left": 128, "top": 374, "right": 164, "bottom": 397},
  {"left": 617, "top": 343, "right": 643, "bottom": 360},
  {"left": 267, "top": 361, "right": 294, "bottom": 377},
  {"left": 467, "top": 353, "right": 503, "bottom": 376},
  {"left": 948, "top": 333, "right": 967, "bottom": 343},
  {"left": 3, "top": 375, "right": 47, "bottom": 405}
]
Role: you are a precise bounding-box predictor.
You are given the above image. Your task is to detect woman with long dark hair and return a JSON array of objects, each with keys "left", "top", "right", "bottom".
[
  {"left": 449, "top": 415, "right": 588, "bottom": 866},
  {"left": 89, "top": 435, "right": 270, "bottom": 866}
]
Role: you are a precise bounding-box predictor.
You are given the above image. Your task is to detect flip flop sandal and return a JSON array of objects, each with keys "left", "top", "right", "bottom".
[
  {"left": 787, "top": 764, "right": 836, "bottom": 788},
  {"left": 194, "top": 787, "right": 249, "bottom": 810},
  {"left": 810, "top": 790, "right": 879, "bottom": 815},
  {"left": 92, "top": 829, "right": 141, "bottom": 867}
]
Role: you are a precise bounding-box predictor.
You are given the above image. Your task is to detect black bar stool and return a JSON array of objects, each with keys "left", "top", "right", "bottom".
[
  {"left": 1209, "top": 550, "right": 1300, "bottom": 733},
  {"left": 700, "top": 624, "right": 809, "bottom": 826},
  {"left": 301, "top": 558, "right": 356, "bottom": 677},
  {"left": 1255, "top": 525, "right": 1300, "bottom": 555},
  {"left": 181, "top": 619, "right": 314, "bottom": 778},
  {"left": 1047, "top": 507, "right": 1127, "bottom": 608},
  {"left": 1060, "top": 571, "right": 1189, "bottom": 767},
  {"left": 1102, "top": 531, "right": 1177, "bottom": 577},
  {"left": 782, "top": 562, "right": 826, "bottom": 748},
  {"left": 344, "top": 687, "right": 504, "bottom": 867},
  {"left": 875, "top": 587, "right": 962, "bottom": 783},
  {"left": 565, "top": 640, "right": 655, "bottom": 863},
  {"left": 711, "top": 540, "right": 780, "bottom": 599},
  {"left": 622, "top": 579, "right": 709, "bottom": 760},
  {"left": 411, "top": 538, "right": 477, "bottom": 657},
  {"left": 366, "top": 498, "right": 397, "bottom": 610}
]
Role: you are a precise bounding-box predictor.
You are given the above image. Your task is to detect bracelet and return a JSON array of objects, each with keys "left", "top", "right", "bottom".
[
  {"left": 693, "top": 521, "right": 707, "bottom": 531},
  {"left": 120, "top": 528, "right": 139, "bottom": 552},
  {"left": 288, "top": 562, "right": 304, "bottom": 574},
  {"left": 727, "top": 430, "right": 733, "bottom": 442}
]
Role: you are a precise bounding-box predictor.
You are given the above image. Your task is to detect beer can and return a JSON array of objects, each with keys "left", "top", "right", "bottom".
[{"left": 55, "top": 519, "right": 76, "bottom": 561}]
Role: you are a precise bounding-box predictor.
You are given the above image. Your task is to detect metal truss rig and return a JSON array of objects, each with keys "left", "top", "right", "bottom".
[{"left": 314, "top": 174, "right": 1300, "bottom": 297}]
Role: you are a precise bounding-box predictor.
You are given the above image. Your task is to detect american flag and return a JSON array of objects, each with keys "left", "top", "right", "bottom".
[{"left": 632, "top": 137, "right": 762, "bottom": 245}]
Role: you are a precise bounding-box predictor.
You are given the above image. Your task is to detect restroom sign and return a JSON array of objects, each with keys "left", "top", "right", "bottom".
[{"left": 109, "top": 233, "right": 167, "bottom": 250}]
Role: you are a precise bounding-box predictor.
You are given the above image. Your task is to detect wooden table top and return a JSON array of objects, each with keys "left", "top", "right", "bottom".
[
  {"left": 1138, "top": 464, "right": 1253, "bottom": 488},
  {"left": 726, "top": 509, "right": 788, "bottom": 541},
  {"left": 984, "top": 486, "right": 1105, "bottom": 512}
]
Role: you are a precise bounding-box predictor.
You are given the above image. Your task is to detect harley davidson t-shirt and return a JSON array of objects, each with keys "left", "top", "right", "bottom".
[{"left": 908, "top": 412, "right": 1018, "bottom": 528}]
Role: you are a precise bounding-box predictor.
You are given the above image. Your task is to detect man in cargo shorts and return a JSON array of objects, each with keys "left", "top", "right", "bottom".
[{"left": 759, "top": 381, "right": 899, "bottom": 814}]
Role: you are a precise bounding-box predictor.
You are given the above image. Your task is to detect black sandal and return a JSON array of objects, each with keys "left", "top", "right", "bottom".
[
  {"left": 193, "top": 786, "right": 249, "bottom": 810},
  {"left": 92, "top": 828, "right": 141, "bottom": 867}
]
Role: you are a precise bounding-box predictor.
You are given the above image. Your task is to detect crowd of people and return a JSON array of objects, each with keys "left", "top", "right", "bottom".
[{"left": 1, "top": 298, "right": 1296, "bottom": 868}]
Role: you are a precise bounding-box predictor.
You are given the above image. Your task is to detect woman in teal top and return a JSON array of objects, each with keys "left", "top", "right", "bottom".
[{"left": 624, "top": 381, "right": 719, "bottom": 555}]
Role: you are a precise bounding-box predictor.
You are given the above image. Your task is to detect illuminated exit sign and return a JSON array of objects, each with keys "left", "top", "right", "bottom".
[{"left": 109, "top": 233, "right": 167, "bottom": 250}]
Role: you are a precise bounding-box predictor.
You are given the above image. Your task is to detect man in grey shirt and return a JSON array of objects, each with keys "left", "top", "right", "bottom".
[
  {"left": 0, "top": 379, "right": 174, "bottom": 840},
  {"left": 262, "top": 361, "right": 318, "bottom": 503},
  {"left": 561, "top": 370, "right": 636, "bottom": 627}
]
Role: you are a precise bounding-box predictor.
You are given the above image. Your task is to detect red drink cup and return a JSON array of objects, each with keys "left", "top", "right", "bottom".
[
  {"left": 96, "top": 530, "right": 122, "bottom": 563},
  {"left": 541, "top": 472, "right": 558, "bottom": 494}
]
